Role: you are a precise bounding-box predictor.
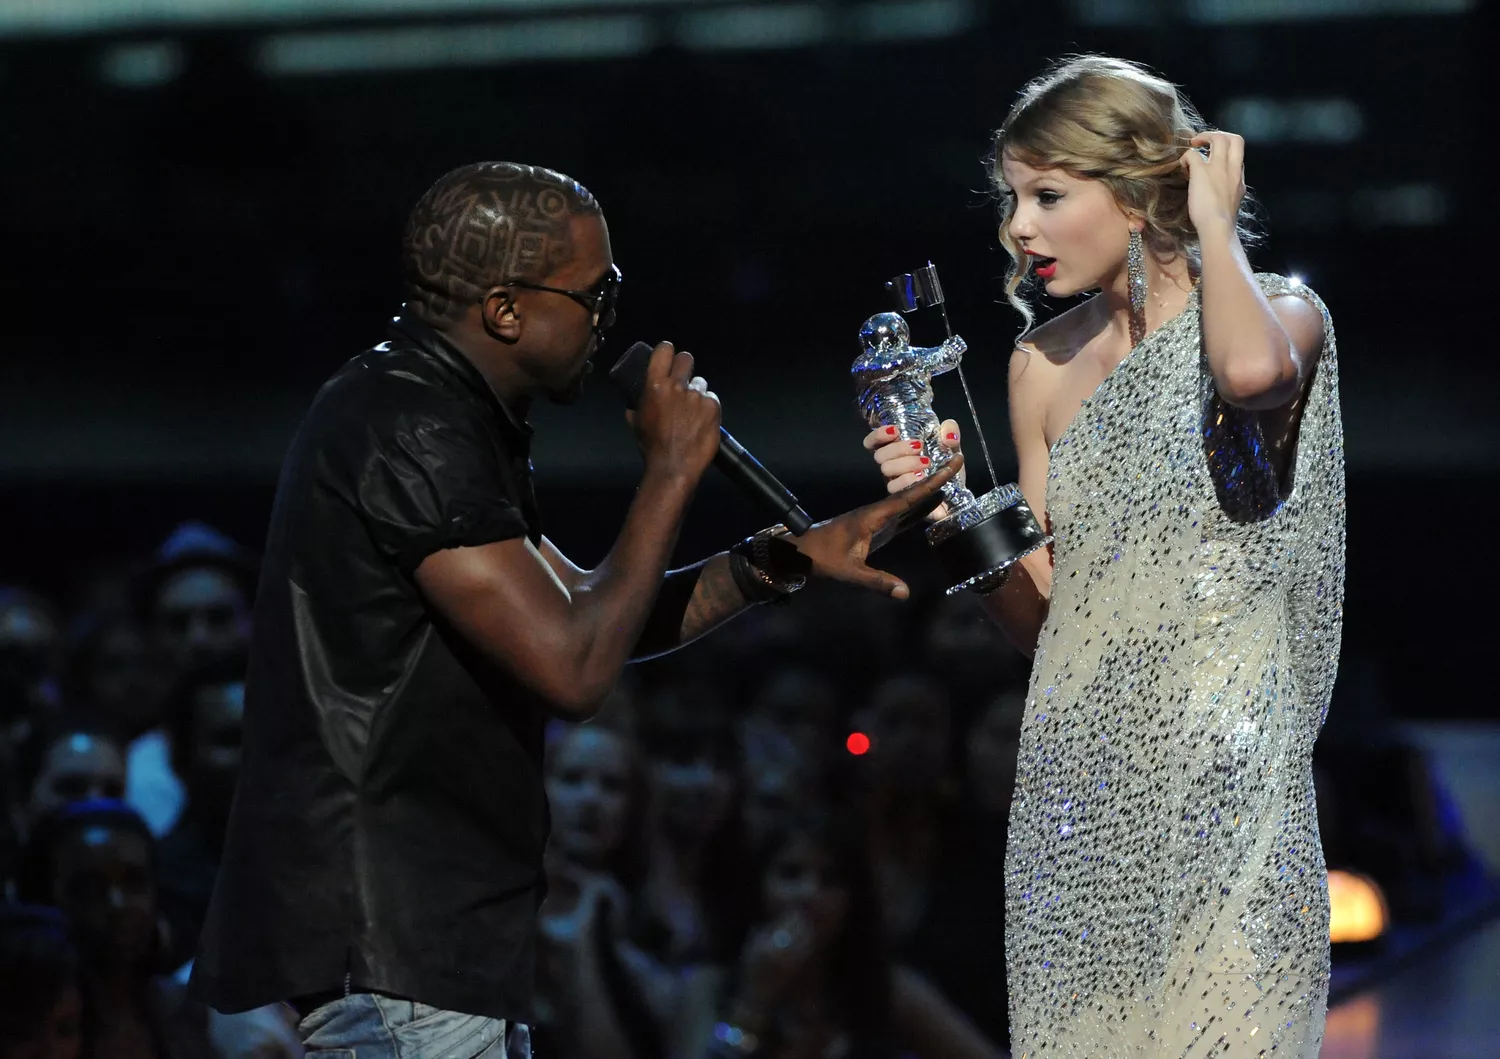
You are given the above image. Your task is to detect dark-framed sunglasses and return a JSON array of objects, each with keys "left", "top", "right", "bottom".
[{"left": 505, "top": 264, "right": 622, "bottom": 330}]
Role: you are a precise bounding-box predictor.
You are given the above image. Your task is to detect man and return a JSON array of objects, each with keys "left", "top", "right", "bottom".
[
  {"left": 190, "top": 162, "right": 955, "bottom": 1056},
  {"left": 126, "top": 521, "right": 255, "bottom": 838}
]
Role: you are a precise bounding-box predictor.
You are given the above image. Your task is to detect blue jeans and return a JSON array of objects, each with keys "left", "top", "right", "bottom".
[{"left": 299, "top": 993, "right": 531, "bottom": 1059}]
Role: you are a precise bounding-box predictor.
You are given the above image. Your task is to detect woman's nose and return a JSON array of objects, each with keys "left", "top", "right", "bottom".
[{"left": 1009, "top": 206, "right": 1035, "bottom": 241}]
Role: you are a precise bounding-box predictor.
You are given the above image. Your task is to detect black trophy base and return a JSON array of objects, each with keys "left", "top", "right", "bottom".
[{"left": 926, "top": 486, "right": 1052, "bottom": 596}]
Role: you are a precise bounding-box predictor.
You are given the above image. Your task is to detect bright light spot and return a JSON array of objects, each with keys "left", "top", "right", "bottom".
[
  {"left": 676, "top": 4, "right": 828, "bottom": 51},
  {"left": 1219, "top": 96, "right": 1364, "bottom": 145},
  {"left": 100, "top": 40, "right": 183, "bottom": 87},
  {"left": 1289, "top": 274, "right": 1304, "bottom": 287},
  {"left": 1328, "top": 869, "right": 1388, "bottom": 943},
  {"left": 846, "top": 732, "right": 871, "bottom": 756},
  {"left": 260, "top": 17, "right": 652, "bottom": 75}
]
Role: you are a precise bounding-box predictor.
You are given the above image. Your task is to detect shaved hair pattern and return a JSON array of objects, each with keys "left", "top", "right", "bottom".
[{"left": 401, "top": 161, "right": 601, "bottom": 324}]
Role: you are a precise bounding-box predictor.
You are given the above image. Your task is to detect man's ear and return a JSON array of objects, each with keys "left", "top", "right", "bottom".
[{"left": 481, "top": 286, "right": 522, "bottom": 343}]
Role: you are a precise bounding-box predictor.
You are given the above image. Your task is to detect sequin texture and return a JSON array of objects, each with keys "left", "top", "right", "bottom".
[{"left": 1005, "top": 274, "right": 1345, "bottom": 1057}]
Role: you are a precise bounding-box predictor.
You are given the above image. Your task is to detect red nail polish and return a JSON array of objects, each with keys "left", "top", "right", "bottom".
[
  {"left": 946, "top": 432, "right": 958, "bottom": 441},
  {"left": 884, "top": 426, "right": 897, "bottom": 436},
  {"left": 919, "top": 456, "right": 931, "bottom": 465},
  {"left": 909, "top": 440, "right": 922, "bottom": 450}
]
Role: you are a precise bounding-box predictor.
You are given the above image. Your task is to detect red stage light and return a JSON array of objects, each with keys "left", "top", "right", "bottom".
[{"left": 846, "top": 732, "right": 871, "bottom": 756}]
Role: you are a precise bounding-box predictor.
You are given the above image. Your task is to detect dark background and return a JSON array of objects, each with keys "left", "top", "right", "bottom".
[{"left": 1, "top": 0, "right": 1494, "bottom": 715}]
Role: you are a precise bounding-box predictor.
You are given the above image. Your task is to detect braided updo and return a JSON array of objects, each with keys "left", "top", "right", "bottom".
[{"left": 991, "top": 55, "right": 1260, "bottom": 327}]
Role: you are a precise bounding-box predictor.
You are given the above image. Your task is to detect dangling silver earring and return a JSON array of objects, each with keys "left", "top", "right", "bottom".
[{"left": 1127, "top": 227, "right": 1147, "bottom": 347}]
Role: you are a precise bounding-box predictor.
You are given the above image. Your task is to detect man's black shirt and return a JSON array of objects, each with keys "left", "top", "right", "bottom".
[{"left": 191, "top": 316, "right": 550, "bottom": 1021}]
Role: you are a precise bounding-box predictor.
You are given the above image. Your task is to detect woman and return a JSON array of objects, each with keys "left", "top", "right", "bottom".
[
  {"left": 865, "top": 56, "right": 1343, "bottom": 1056},
  {"left": 537, "top": 722, "right": 667, "bottom": 1059},
  {"left": 18, "top": 800, "right": 211, "bottom": 1059},
  {"left": 634, "top": 682, "right": 751, "bottom": 968},
  {"left": 15, "top": 714, "right": 129, "bottom": 831},
  {"left": 672, "top": 808, "right": 1002, "bottom": 1059}
]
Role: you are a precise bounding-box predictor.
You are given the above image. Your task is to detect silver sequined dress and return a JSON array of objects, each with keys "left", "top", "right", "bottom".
[{"left": 1005, "top": 274, "right": 1345, "bottom": 1058}]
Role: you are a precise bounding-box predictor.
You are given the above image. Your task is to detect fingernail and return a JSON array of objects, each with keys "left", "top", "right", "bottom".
[
  {"left": 946, "top": 432, "right": 958, "bottom": 441},
  {"left": 884, "top": 426, "right": 897, "bottom": 436},
  {"left": 919, "top": 456, "right": 930, "bottom": 465},
  {"left": 909, "top": 441, "right": 922, "bottom": 450}
]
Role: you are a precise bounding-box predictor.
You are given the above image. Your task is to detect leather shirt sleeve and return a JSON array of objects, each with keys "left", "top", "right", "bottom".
[{"left": 342, "top": 380, "right": 530, "bottom": 574}]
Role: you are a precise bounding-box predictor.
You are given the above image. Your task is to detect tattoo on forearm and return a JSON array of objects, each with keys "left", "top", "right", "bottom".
[
  {"left": 680, "top": 555, "right": 751, "bottom": 643},
  {"left": 632, "top": 555, "right": 751, "bottom": 661}
]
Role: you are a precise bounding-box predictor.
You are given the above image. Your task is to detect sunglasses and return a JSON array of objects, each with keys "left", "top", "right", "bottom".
[{"left": 506, "top": 264, "right": 622, "bottom": 331}]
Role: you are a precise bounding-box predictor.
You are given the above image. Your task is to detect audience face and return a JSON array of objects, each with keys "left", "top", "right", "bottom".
[
  {"left": 743, "top": 671, "right": 839, "bottom": 771},
  {"left": 1, "top": 594, "right": 61, "bottom": 745},
  {"left": 762, "top": 832, "right": 849, "bottom": 957},
  {"left": 183, "top": 679, "right": 245, "bottom": 822},
  {"left": 152, "top": 567, "right": 250, "bottom": 673},
  {"left": 2, "top": 987, "right": 82, "bottom": 1059},
  {"left": 866, "top": 675, "right": 952, "bottom": 792},
  {"left": 546, "top": 727, "right": 634, "bottom": 871},
  {"left": 966, "top": 694, "right": 1024, "bottom": 815},
  {"left": 49, "top": 824, "right": 157, "bottom": 968},
  {"left": 743, "top": 760, "right": 802, "bottom": 852},
  {"left": 0, "top": 909, "right": 82, "bottom": 1059},
  {"left": 650, "top": 735, "right": 735, "bottom": 842},
  {"left": 28, "top": 733, "right": 127, "bottom": 826},
  {"left": 78, "top": 618, "right": 157, "bottom": 735}
]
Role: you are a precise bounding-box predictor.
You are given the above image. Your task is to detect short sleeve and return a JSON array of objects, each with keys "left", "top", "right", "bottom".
[{"left": 339, "top": 382, "right": 531, "bottom": 574}]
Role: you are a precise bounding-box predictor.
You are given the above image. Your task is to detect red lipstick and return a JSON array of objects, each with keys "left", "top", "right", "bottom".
[{"left": 1025, "top": 249, "right": 1056, "bottom": 279}]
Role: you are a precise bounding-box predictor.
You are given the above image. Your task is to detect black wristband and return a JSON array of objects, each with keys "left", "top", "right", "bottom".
[
  {"left": 728, "top": 547, "right": 781, "bottom": 604},
  {"left": 729, "top": 528, "right": 808, "bottom": 604}
]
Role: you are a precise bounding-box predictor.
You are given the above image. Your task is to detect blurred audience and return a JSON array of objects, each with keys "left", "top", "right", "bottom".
[
  {"left": 17, "top": 800, "right": 211, "bottom": 1058},
  {"left": 538, "top": 721, "right": 667, "bottom": 1059},
  {"left": 0, "top": 520, "right": 1489, "bottom": 1059},
  {"left": 1, "top": 587, "right": 64, "bottom": 750},
  {"left": 127, "top": 523, "right": 253, "bottom": 839},
  {"left": 634, "top": 682, "right": 751, "bottom": 968},
  {"left": 61, "top": 606, "right": 161, "bottom": 750},
  {"left": 672, "top": 808, "right": 1002, "bottom": 1059},
  {"left": 16, "top": 714, "right": 129, "bottom": 830},
  {"left": 156, "top": 654, "right": 247, "bottom": 973},
  {"left": 0, "top": 903, "right": 82, "bottom": 1059}
]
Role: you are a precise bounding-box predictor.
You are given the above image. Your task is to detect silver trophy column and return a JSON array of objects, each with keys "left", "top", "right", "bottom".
[{"left": 853, "top": 264, "right": 1051, "bottom": 594}]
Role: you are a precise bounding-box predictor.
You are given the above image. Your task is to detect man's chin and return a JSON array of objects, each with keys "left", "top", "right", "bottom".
[
  {"left": 548, "top": 376, "right": 587, "bottom": 405},
  {"left": 549, "top": 357, "right": 596, "bottom": 405}
]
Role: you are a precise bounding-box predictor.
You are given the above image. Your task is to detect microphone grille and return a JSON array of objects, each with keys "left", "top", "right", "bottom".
[{"left": 607, "top": 341, "right": 655, "bottom": 410}]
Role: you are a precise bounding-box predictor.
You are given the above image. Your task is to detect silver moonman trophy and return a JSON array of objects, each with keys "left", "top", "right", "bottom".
[{"left": 853, "top": 263, "right": 1051, "bottom": 594}]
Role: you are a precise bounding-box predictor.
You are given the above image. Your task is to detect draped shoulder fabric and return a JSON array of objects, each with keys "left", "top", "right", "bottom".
[{"left": 1005, "top": 274, "right": 1345, "bottom": 1058}]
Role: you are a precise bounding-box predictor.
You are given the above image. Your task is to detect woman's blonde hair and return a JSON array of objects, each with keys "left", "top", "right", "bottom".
[{"left": 991, "top": 54, "right": 1260, "bottom": 328}]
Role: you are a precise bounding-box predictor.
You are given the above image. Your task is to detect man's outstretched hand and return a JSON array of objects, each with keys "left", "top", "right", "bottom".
[{"left": 790, "top": 456, "right": 961, "bottom": 600}]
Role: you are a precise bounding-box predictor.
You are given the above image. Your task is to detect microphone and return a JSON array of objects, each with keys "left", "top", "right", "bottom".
[{"left": 608, "top": 341, "right": 814, "bottom": 536}]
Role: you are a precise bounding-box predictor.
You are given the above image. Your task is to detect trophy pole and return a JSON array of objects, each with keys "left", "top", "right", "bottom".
[
  {"left": 885, "top": 263, "right": 999, "bottom": 491},
  {"left": 864, "top": 262, "right": 1052, "bottom": 595}
]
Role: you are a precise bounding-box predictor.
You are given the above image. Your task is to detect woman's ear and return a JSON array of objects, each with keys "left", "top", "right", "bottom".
[{"left": 481, "top": 287, "right": 522, "bottom": 343}]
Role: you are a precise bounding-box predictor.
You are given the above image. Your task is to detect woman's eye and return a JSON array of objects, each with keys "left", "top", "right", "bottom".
[{"left": 1038, "top": 191, "right": 1061, "bottom": 206}]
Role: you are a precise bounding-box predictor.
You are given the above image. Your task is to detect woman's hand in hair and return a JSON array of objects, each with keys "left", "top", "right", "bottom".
[{"left": 1180, "top": 131, "right": 1246, "bottom": 239}]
